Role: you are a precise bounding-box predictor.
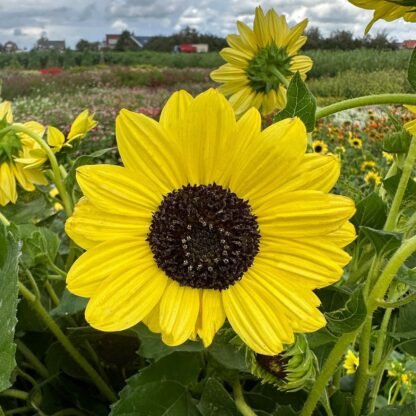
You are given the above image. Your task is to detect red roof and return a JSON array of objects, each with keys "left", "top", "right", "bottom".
[{"left": 402, "top": 40, "right": 416, "bottom": 49}]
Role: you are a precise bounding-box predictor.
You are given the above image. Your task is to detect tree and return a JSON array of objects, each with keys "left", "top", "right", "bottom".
[
  {"left": 76, "top": 39, "right": 100, "bottom": 52},
  {"left": 115, "top": 31, "right": 139, "bottom": 52}
]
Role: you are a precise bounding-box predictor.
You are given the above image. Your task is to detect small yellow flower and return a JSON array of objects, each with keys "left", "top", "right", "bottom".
[
  {"left": 49, "top": 187, "right": 64, "bottom": 211},
  {"left": 47, "top": 126, "right": 65, "bottom": 152},
  {"left": 67, "top": 110, "right": 97, "bottom": 144},
  {"left": 343, "top": 350, "right": 359, "bottom": 375},
  {"left": 365, "top": 171, "right": 382, "bottom": 186},
  {"left": 349, "top": 0, "right": 416, "bottom": 33},
  {"left": 404, "top": 105, "right": 416, "bottom": 136},
  {"left": 360, "top": 160, "right": 376, "bottom": 172},
  {"left": 401, "top": 373, "right": 410, "bottom": 385},
  {"left": 349, "top": 137, "right": 362, "bottom": 149},
  {"left": 312, "top": 140, "right": 328, "bottom": 154},
  {"left": 0, "top": 104, "right": 47, "bottom": 206},
  {"left": 211, "top": 7, "right": 312, "bottom": 116},
  {"left": 383, "top": 151, "right": 394, "bottom": 163}
]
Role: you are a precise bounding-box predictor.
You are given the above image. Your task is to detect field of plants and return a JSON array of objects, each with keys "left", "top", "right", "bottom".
[{"left": 1, "top": 3, "right": 416, "bottom": 415}]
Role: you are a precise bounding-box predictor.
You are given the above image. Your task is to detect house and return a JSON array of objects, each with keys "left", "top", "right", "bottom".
[
  {"left": 175, "top": 43, "right": 209, "bottom": 53},
  {"left": 402, "top": 40, "right": 416, "bottom": 49},
  {"left": 4, "top": 41, "right": 18, "bottom": 53},
  {"left": 105, "top": 34, "right": 151, "bottom": 49},
  {"left": 35, "top": 37, "right": 66, "bottom": 51}
]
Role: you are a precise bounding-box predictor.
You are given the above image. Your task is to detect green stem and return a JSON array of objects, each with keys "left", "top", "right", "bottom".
[
  {"left": 4, "top": 406, "right": 32, "bottom": 415},
  {"left": 300, "top": 332, "right": 356, "bottom": 416},
  {"left": 375, "top": 291, "right": 416, "bottom": 309},
  {"left": 368, "top": 235, "right": 416, "bottom": 312},
  {"left": 315, "top": 94, "right": 416, "bottom": 120},
  {"left": 10, "top": 124, "right": 73, "bottom": 216},
  {"left": 18, "top": 281, "right": 116, "bottom": 402},
  {"left": 352, "top": 316, "right": 372, "bottom": 414},
  {"left": 270, "top": 67, "right": 290, "bottom": 87},
  {"left": 44, "top": 281, "right": 60, "bottom": 307},
  {"left": 15, "top": 339, "right": 49, "bottom": 379},
  {"left": 0, "top": 389, "right": 28, "bottom": 401},
  {"left": 384, "top": 135, "right": 416, "bottom": 231},
  {"left": 0, "top": 212, "right": 10, "bottom": 226},
  {"left": 232, "top": 381, "right": 257, "bottom": 416}
]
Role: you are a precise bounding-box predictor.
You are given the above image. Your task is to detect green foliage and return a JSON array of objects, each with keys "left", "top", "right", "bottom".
[
  {"left": 0, "top": 225, "right": 20, "bottom": 391},
  {"left": 273, "top": 72, "right": 316, "bottom": 131},
  {"left": 408, "top": 48, "right": 416, "bottom": 91}
]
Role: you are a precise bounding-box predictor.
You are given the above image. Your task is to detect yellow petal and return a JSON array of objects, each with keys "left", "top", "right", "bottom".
[
  {"left": 220, "top": 47, "right": 250, "bottom": 68},
  {"left": 290, "top": 55, "right": 313, "bottom": 74},
  {"left": 226, "top": 34, "right": 254, "bottom": 56},
  {"left": 116, "top": 109, "right": 185, "bottom": 191},
  {"left": 236, "top": 21, "right": 257, "bottom": 52},
  {"left": 67, "top": 109, "right": 97, "bottom": 142},
  {"left": 159, "top": 280, "right": 200, "bottom": 346},
  {"left": 12, "top": 164, "right": 35, "bottom": 192},
  {"left": 222, "top": 277, "right": 294, "bottom": 355},
  {"left": 143, "top": 303, "right": 162, "bottom": 333},
  {"left": 229, "top": 87, "right": 257, "bottom": 116},
  {"left": 0, "top": 163, "right": 17, "bottom": 204},
  {"left": 197, "top": 290, "right": 226, "bottom": 347},
  {"left": 229, "top": 117, "right": 307, "bottom": 202},
  {"left": 253, "top": 7, "right": 269, "bottom": 47},
  {"left": 0, "top": 101, "right": 13, "bottom": 123},
  {"left": 47, "top": 126, "right": 65, "bottom": 149},
  {"left": 85, "top": 262, "right": 167, "bottom": 332},
  {"left": 65, "top": 197, "right": 150, "bottom": 249},
  {"left": 327, "top": 222, "right": 357, "bottom": 248},
  {"left": 210, "top": 63, "right": 248, "bottom": 83},
  {"left": 257, "top": 190, "right": 356, "bottom": 237},
  {"left": 76, "top": 164, "right": 161, "bottom": 216},
  {"left": 66, "top": 238, "right": 149, "bottom": 297}
]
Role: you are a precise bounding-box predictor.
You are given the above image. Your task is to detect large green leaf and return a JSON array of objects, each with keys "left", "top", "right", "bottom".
[
  {"left": 110, "top": 352, "right": 202, "bottom": 416},
  {"left": 50, "top": 290, "right": 87, "bottom": 317},
  {"left": 408, "top": 47, "right": 416, "bottom": 91},
  {"left": 351, "top": 193, "right": 387, "bottom": 229},
  {"left": 359, "top": 227, "right": 402, "bottom": 257},
  {"left": 0, "top": 225, "right": 20, "bottom": 391},
  {"left": 198, "top": 378, "right": 239, "bottom": 416},
  {"left": 383, "top": 171, "right": 416, "bottom": 206},
  {"left": 325, "top": 288, "right": 367, "bottom": 335},
  {"left": 371, "top": 403, "right": 416, "bottom": 415},
  {"left": 383, "top": 130, "right": 412, "bottom": 153},
  {"left": 273, "top": 72, "right": 316, "bottom": 132}
]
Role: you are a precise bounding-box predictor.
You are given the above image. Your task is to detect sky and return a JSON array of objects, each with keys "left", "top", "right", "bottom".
[{"left": 0, "top": 0, "right": 413, "bottom": 50}]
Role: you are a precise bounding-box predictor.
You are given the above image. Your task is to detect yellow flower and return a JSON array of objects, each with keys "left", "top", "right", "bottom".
[
  {"left": 312, "top": 140, "right": 328, "bottom": 155},
  {"left": 65, "top": 89, "right": 355, "bottom": 355},
  {"left": 349, "top": 0, "right": 416, "bottom": 33},
  {"left": 365, "top": 171, "right": 382, "bottom": 186},
  {"left": 49, "top": 187, "right": 64, "bottom": 211},
  {"left": 67, "top": 110, "right": 97, "bottom": 144},
  {"left": 383, "top": 151, "right": 394, "bottom": 163},
  {"left": 47, "top": 126, "right": 66, "bottom": 152},
  {"left": 0, "top": 104, "right": 47, "bottom": 206},
  {"left": 349, "top": 137, "right": 363, "bottom": 149},
  {"left": 401, "top": 373, "right": 410, "bottom": 385},
  {"left": 210, "top": 7, "right": 312, "bottom": 116},
  {"left": 343, "top": 350, "right": 359, "bottom": 374},
  {"left": 360, "top": 160, "right": 377, "bottom": 171}
]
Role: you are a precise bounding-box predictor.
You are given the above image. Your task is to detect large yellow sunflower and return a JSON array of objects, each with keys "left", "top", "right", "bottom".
[
  {"left": 0, "top": 102, "right": 47, "bottom": 206},
  {"left": 210, "top": 7, "right": 312, "bottom": 116},
  {"left": 349, "top": 0, "right": 416, "bottom": 33},
  {"left": 65, "top": 89, "right": 355, "bottom": 355}
]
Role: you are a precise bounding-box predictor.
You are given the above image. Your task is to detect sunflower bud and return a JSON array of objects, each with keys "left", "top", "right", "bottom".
[{"left": 247, "top": 335, "right": 316, "bottom": 392}]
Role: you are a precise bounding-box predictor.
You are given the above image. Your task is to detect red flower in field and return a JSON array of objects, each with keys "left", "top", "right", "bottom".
[{"left": 40, "top": 67, "right": 64, "bottom": 75}]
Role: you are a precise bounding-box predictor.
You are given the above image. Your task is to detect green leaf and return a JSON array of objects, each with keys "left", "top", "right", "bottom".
[
  {"left": 408, "top": 47, "right": 416, "bottom": 91},
  {"left": 198, "top": 378, "right": 239, "bottom": 416},
  {"left": 325, "top": 288, "right": 367, "bottom": 335},
  {"left": 383, "top": 130, "right": 412, "bottom": 153},
  {"left": 133, "top": 323, "right": 204, "bottom": 360},
  {"left": 393, "top": 301, "right": 416, "bottom": 340},
  {"left": 351, "top": 193, "right": 387, "bottom": 229},
  {"left": 383, "top": 171, "right": 416, "bottom": 206},
  {"left": 50, "top": 290, "right": 87, "bottom": 317},
  {"left": 110, "top": 352, "right": 202, "bottom": 416},
  {"left": 371, "top": 403, "right": 416, "bottom": 415},
  {"left": 273, "top": 72, "right": 316, "bottom": 132},
  {"left": 359, "top": 227, "right": 402, "bottom": 257},
  {"left": 207, "top": 328, "right": 248, "bottom": 372},
  {"left": 65, "top": 148, "right": 116, "bottom": 193},
  {"left": 0, "top": 225, "right": 20, "bottom": 392}
]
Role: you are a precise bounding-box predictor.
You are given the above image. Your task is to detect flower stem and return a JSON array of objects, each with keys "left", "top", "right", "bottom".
[
  {"left": 375, "top": 291, "right": 416, "bottom": 309},
  {"left": 10, "top": 124, "right": 73, "bottom": 216},
  {"left": 232, "top": 381, "right": 257, "bottom": 416},
  {"left": 315, "top": 94, "right": 416, "bottom": 120},
  {"left": 270, "top": 67, "right": 290, "bottom": 88},
  {"left": 300, "top": 332, "right": 356, "bottom": 416},
  {"left": 18, "top": 281, "right": 116, "bottom": 402},
  {"left": 384, "top": 135, "right": 416, "bottom": 231},
  {"left": 15, "top": 339, "right": 49, "bottom": 379},
  {"left": 0, "top": 389, "right": 28, "bottom": 401}
]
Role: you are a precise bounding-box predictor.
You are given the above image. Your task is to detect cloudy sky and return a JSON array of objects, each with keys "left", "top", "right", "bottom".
[{"left": 0, "top": 0, "right": 413, "bottom": 49}]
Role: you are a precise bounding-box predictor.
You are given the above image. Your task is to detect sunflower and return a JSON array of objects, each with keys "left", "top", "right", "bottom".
[
  {"left": 365, "top": 171, "right": 382, "bottom": 186},
  {"left": 349, "top": 1, "right": 416, "bottom": 33},
  {"left": 210, "top": 7, "right": 312, "bottom": 116},
  {"left": 343, "top": 350, "right": 359, "bottom": 374},
  {"left": 383, "top": 151, "right": 394, "bottom": 163},
  {"left": 0, "top": 102, "right": 47, "bottom": 206},
  {"left": 66, "top": 89, "right": 355, "bottom": 355},
  {"left": 360, "top": 160, "right": 376, "bottom": 171},
  {"left": 312, "top": 140, "right": 328, "bottom": 155},
  {"left": 349, "top": 136, "right": 363, "bottom": 149}
]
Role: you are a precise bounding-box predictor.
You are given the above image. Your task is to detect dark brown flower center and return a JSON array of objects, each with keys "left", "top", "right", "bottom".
[
  {"left": 256, "top": 354, "right": 288, "bottom": 379},
  {"left": 147, "top": 184, "right": 260, "bottom": 290}
]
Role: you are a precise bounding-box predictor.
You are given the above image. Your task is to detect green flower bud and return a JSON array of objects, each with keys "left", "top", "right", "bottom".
[{"left": 247, "top": 335, "right": 316, "bottom": 392}]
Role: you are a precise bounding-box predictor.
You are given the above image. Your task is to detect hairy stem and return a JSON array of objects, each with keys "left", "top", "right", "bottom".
[{"left": 232, "top": 381, "right": 257, "bottom": 416}]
